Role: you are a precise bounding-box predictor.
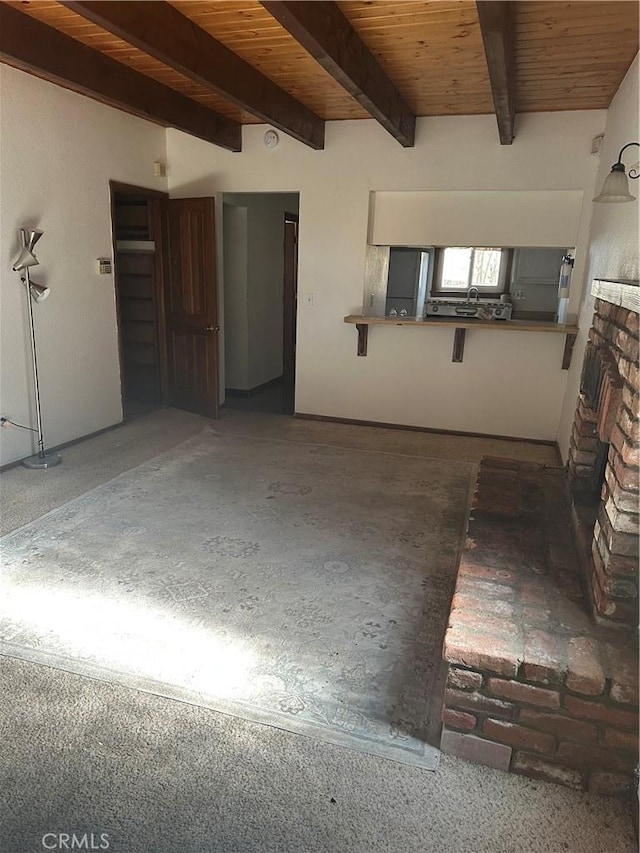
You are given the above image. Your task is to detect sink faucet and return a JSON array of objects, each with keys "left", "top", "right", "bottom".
[{"left": 467, "top": 286, "right": 480, "bottom": 304}]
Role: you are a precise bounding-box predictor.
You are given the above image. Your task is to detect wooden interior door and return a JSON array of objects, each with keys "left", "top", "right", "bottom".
[{"left": 164, "top": 197, "right": 219, "bottom": 418}]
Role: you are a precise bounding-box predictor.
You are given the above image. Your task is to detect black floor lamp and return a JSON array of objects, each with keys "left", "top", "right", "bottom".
[{"left": 12, "top": 228, "right": 62, "bottom": 469}]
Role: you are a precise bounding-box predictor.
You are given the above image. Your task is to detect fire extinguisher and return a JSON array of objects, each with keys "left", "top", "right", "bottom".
[{"left": 558, "top": 253, "right": 574, "bottom": 298}]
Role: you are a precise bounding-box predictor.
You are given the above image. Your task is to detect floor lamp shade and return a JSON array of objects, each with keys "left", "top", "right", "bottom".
[
  {"left": 22, "top": 228, "right": 44, "bottom": 252},
  {"left": 12, "top": 246, "right": 39, "bottom": 272},
  {"left": 28, "top": 279, "right": 51, "bottom": 303},
  {"left": 11, "top": 227, "right": 61, "bottom": 469}
]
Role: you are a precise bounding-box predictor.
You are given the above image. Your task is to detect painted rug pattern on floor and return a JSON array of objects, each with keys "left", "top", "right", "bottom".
[{"left": 0, "top": 429, "right": 471, "bottom": 768}]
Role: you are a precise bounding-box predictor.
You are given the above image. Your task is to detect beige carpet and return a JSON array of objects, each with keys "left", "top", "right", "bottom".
[
  {"left": 1, "top": 655, "right": 635, "bottom": 853},
  {"left": 0, "top": 407, "right": 560, "bottom": 536},
  {"left": 1, "top": 410, "right": 632, "bottom": 853},
  {"left": 1, "top": 426, "right": 472, "bottom": 768}
]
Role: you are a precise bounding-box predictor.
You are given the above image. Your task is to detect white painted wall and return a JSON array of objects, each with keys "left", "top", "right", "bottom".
[
  {"left": 222, "top": 203, "right": 249, "bottom": 390},
  {"left": 370, "top": 190, "right": 584, "bottom": 247},
  {"left": 0, "top": 66, "right": 167, "bottom": 466},
  {"left": 222, "top": 193, "right": 299, "bottom": 390},
  {"left": 557, "top": 55, "right": 640, "bottom": 462},
  {"left": 0, "top": 62, "right": 623, "bottom": 459},
  {"left": 167, "top": 110, "right": 605, "bottom": 440}
]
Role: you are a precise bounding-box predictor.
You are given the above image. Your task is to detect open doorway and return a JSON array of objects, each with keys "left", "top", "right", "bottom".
[
  {"left": 110, "top": 182, "right": 167, "bottom": 420},
  {"left": 111, "top": 184, "right": 220, "bottom": 422},
  {"left": 221, "top": 193, "right": 299, "bottom": 415}
]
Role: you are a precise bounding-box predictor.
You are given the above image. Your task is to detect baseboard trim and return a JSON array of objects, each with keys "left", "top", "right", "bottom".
[
  {"left": 0, "top": 418, "right": 126, "bottom": 472},
  {"left": 225, "top": 376, "right": 283, "bottom": 399},
  {"left": 294, "top": 412, "right": 560, "bottom": 452}
]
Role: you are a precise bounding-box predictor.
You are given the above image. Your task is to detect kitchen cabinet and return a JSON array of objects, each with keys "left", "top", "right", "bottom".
[{"left": 511, "top": 248, "right": 566, "bottom": 287}]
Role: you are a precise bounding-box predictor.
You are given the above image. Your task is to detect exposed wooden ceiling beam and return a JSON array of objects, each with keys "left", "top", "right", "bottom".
[
  {"left": 476, "top": 2, "right": 516, "bottom": 145},
  {"left": 65, "top": 1, "right": 325, "bottom": 150},
  {"left": 0, "top": 4, "right": 241, "bottom": 151},
  {"left": 261, "top": 1, "right": 416, "bottom": 148}
]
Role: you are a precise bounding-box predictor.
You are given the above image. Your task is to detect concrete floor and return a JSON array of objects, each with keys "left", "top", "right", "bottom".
[{"left": 1, "top": 408, "right": 634, "bottom": 853}]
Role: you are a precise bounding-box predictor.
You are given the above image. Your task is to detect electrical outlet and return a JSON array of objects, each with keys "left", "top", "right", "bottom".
[{"left": 515, "top": 289, "right": 526, "bottom": 300}]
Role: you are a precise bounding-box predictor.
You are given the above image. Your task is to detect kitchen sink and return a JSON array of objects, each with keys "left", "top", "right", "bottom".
[{"left": 425, "top": 299, "right": 512, "bottom": 320}]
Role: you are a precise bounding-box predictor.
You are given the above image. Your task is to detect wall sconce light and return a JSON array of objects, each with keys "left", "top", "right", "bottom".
[
  {"left": 11, "top": 227, "right": 62, "bottom": 469},
  {"left": 593, "top": 142, "right": 639, "bottom": 203}
]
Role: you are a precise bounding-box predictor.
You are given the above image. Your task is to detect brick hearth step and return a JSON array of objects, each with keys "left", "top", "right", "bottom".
[{"left": 441, "top": 457, "right": 639, "bottom": 799}]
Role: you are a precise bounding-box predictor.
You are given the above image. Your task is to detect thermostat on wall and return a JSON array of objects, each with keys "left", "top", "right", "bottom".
[{"left": 96, "top": 258, "right": 112, "bottom": 275}]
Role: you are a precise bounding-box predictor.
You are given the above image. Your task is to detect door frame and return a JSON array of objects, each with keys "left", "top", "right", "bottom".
[
  {"left": 283, "top": 211, "right": 299, "bottom": 415},
  {"left": 109, "top": 181, "right": 169, "bottom": 409}
]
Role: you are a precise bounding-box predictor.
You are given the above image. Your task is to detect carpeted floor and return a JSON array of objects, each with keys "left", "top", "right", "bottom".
[
  {"left": 0, "top": 410, "right": 634, "bottom": 853},
  {"left": 1, "top": 656, "right": 635, "bottom": 853},
  {"left": 1, "top": 426, "right": 472, "bottom": 768},
  {"left": 0, "top": 407, "right": 561, "bottom": 536}
]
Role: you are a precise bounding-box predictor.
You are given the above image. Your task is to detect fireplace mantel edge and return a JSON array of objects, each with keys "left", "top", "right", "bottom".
[{"left": 591, "top": 278, "right": 640, "bottom": 313}]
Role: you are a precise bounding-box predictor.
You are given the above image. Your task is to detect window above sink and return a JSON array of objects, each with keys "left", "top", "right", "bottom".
[{"left": 433, "top": 247, "right": 510, "bottom": 296}]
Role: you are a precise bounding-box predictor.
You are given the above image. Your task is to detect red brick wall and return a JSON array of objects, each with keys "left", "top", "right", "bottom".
[
  {"left": 442, "top": 457, "right": 639, "bottom": 798},
  {"left": 567, "top": 300, "right": 639, "bottom": 628},
  {"left": 442, "top": 661, "right": 639, "bottom": 798}
]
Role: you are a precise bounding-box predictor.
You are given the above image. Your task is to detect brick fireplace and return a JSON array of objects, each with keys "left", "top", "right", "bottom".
[
  {"left": 568, "top": 286, "right": 639, "bottom": 628},
  {"left": 441, "top": 280, "right": 639, "bottom": 799}
]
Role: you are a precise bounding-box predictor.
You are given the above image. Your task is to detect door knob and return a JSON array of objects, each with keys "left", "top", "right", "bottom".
[{"left": 205, "top": 325, "right": 219, "bottom": 332}]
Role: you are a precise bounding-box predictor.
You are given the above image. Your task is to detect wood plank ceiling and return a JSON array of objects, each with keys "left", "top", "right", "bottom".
[{"left": 2, "top": 0, "right": 638, "bottom": 150}]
